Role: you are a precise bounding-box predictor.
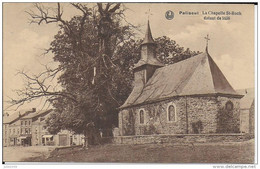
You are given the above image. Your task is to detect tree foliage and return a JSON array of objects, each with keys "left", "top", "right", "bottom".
[
  {"left": 43, "top": 3, "right": 134, "bottom": 142},
  {"left": 8, "top": 3, "right": 201, "bottom": 145},
  {"left": 113, "top": 36, "right": 201, "bottom": 89}
]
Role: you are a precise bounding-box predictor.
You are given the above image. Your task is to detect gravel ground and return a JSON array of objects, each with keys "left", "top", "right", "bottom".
[
  {"left": 3, "top": 146, "right": 56, "bottom": 162},
  {"left": 25, "top": 139, "right": 255, "bottom": 163}
]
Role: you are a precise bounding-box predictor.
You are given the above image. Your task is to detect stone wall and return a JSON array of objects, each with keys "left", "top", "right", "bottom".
[
  {"left": 249, "top": 101, "right": 255, "bottom": 135},
  {"left": 119, "top": 95, "right": 241, "bottom": 136},
  {"left": 216, "top": 96, "right": 240, "bottom": 133},
  {"left": 186, "top": 96, "right": 218, "bottom": 134},
  {"left": 240, "top": 109, "right": 249, "bottom": 133},
  {"left": 113, "top": 134, "right": 252, "bottom": 145}
]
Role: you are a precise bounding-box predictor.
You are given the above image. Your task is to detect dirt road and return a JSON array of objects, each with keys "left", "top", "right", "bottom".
[{"left": 3, "top": 146, "right": 56, "bottom": 162}]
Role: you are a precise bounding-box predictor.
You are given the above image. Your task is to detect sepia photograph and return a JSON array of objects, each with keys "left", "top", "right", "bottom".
[{"left": 2, "top": 2, "right": 256, "bottom": 166}]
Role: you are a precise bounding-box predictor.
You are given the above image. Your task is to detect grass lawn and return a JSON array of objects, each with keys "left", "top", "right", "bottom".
[{"left": 26, "top": 140, "right": 254, "bottom": 163}]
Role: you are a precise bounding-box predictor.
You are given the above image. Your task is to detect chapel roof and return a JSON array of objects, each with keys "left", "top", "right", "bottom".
[
  {"left": 141, "top": 20, "right": 156, "bottom": 45},
  {"left": 134, "top": 21, "right": 164, "bottom": 69},
  {"left": 134, "top": 55, "right": 164, "bottom": 68},
  {"left": 120, "top": 50, "right": 243, "bottom": 109}
]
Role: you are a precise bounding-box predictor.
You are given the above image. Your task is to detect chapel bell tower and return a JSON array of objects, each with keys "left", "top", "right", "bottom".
[{"left": 133, "top": 21, "right": 164, "bottom": 87}]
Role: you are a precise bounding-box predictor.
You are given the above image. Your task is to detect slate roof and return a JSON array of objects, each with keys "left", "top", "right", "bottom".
[
  {"left": 21, "top": 109, "right": 52, "bottom": 119},
  {"left": 3, "top": 109, "right": 33, "bottom": 124},
  {"left": 141, "top": 20, "right": 156, "bottom": 45},
  {"left": 236, "top": 88, "right": 255, "bottom": 109},
  {"left": 3, "top": 109, "right": 52, "bottom": 124},
  {"left": 121, "top": 50, "right": 243, "bottom": 109},
  {"left": 134, "top": 55, "right": 164, "bottom": 68},
  {"left": 134, "top": 21, "right": 164, "bottom": 69}
]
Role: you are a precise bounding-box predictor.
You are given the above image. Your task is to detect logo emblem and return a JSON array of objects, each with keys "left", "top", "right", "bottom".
[{"left": 165, "top": 10, "right": 174, "bottom": 20}]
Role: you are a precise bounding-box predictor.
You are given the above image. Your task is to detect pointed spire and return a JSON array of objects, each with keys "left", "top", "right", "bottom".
[
  {"left": 204, "top": 34, "right": 210, "bottom": 53},
  {"left": 141, "top": 20, "right": 156, "bottom": 45},
  {"left": 206, "top": 45, "right": 208, "bottom": 54},
  {"left": 134, "top": 19, "right": 164, "bottom": 69}
]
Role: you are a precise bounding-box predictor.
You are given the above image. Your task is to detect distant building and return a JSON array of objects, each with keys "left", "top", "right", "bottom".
[
  {"left": 118, "top": 21, "right": 244, "bottom": 136},
  {"left": 236, "top": 88, "right": 255, "bottom": 134},
  {"left": 3, "top": 108, "right": 84, "bottom": 147},
  {"left": 3, "top": 108, "right": 36, "bottom": 146},
  {"left": 20, "top": 109, "right": 52, "bottom": 146}
]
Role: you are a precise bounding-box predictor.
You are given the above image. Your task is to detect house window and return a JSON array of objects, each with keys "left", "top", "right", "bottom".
[
  {"left": 25, "top": 121, "right": 27, "bottom": 126},
  {"left": 167, "top": 103, "right": 177, "bottom": 122},
  {"left": 17, "top": 129, "right": 19, "bottom": 134},
  {"left": 21, "top": 129, "right": 23, "bottom": 134},
  {"left": 29, "top": 121, "right": 31, "bottom": 125},
  {"left": 139, "top": 109, "right": 145, "bottom": 124},
  {"left": 25, "top": 128, "right": 28, "bottom": 134},
  {"left": 21, "top": 121, "right": 23, "bottom": 125},
  {"left": 43, "top": 126, "right": 47, "bottom": 130},
  {"left": 225, "top": 101, "right": 233, "bottom": 111}
]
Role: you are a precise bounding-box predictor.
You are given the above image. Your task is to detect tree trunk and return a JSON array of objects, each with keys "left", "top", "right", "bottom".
[
  {"left": 82, "top": 126, "right": 101, "bottom": 148},
  {"left": 87, "top": 126, "right": 101, "bottom": 145},
  {"left": 82, "top": 130, "right": 88, "bottom": 149}
]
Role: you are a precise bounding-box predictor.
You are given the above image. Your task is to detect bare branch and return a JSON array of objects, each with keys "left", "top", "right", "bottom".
[
  {"left": 108, "top": 3, "right": 121, "bottom": 13},
  {"left": 6, "top": 66, "right": 78, "bottom": 111}
]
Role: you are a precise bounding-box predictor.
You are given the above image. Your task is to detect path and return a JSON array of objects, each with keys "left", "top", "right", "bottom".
[{"left": 3, "top": 146, "right": 56, "bottom": 162}]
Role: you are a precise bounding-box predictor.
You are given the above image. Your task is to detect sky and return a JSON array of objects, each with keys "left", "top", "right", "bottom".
[{"left": 3, "top": 3, "right": 255, "bottom": 112}]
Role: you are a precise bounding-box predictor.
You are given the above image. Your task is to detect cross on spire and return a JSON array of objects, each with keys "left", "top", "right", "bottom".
[
  {"left": 145, "top": 8, "right": 153, "bottom": 20},
  {"left": 204, "top": 34, "right": 210, "bottom": 52}
]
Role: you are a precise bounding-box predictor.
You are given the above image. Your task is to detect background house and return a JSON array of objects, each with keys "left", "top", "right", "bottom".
[
  {"left": 236, "top": 88, "right": 255, "bottom": 134},
  {"left": 3, "top": 108, "right": 36, "bottom": 146},
  {"left": 21, "top": 109, "right": 52, "bottom": 146},
  {"left": 3, "top": 108, "right": 84, "bottom": 147}
]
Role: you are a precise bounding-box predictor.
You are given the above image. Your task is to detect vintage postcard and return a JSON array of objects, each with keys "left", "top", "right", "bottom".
[{"left": 2, "top": 2, "right": 256, "bottom": 167}]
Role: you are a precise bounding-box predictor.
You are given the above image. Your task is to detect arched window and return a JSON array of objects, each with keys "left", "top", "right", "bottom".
[
  {"left": 139, "top": 109, "right": 144, "bottom": 124},
  {"left": 225, "top": 101, "right": 233, "bottom": 111},
  {"left": 167, "top": 103, "right": 176, "bottom": 122}
]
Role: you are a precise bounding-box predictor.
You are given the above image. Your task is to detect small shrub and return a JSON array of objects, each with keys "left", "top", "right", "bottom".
[
  {"left": 144, "top": 124, "right": 158, "bottom": 135},
  {"left": 192, "top": 120, "right": 203, "bottom": 134},
  {"left": 216, "top": 108, "right": 239, "bottom": 133}
]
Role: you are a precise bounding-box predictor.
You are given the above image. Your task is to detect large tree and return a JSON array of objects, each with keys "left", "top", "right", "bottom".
[
  {"left": 8, "top": 3, "right": 200, "bottom": 146},
  {"left": 9, "top": 3, "right": 134, "bottom": 146}
]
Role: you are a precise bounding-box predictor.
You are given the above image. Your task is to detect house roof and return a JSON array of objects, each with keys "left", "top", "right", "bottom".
[
  {"left": 3, "top": 112, "right": 21, "bottom": 124},
  {"left": 3, "top": 109, "right": 34, "bottom": 124},
  {"left": 236, "top": 88, "right": 255, "bottom": 109},
  {"left": 121, "top": 50, "right": 243, "bottom": 109},
  {"left": 21, "top": 109, "right": 52, "bottom": 119}
]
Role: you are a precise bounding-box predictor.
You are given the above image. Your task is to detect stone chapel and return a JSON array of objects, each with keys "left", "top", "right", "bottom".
[{"left": 118, "top": 21, "right": 243, "bottom": 136}]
